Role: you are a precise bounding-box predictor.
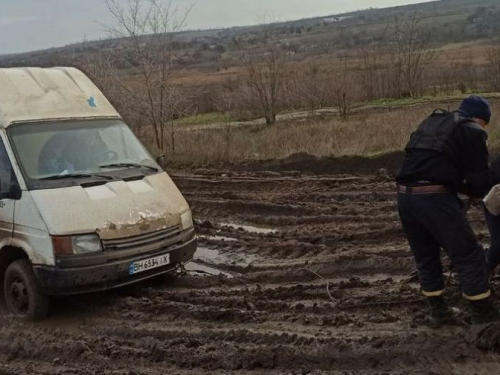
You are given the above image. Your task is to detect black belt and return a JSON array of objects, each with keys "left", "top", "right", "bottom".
[{"left": 398, "top": 185, "right": 449, "bottom": 194}]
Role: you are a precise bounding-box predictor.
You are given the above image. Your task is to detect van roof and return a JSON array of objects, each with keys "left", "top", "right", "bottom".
[{"left": 0, "top": 67, "right": 121, "bottom": 128}]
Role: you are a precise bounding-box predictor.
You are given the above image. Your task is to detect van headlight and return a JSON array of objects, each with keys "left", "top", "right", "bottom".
[
  {"left": 52, "top": 234, "right": 103, "bottom": 256},
  {"left": 181, "top": 210, "right": 193, "bottom": 230}
]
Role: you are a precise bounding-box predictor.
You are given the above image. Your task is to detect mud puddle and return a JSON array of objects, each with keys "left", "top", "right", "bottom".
[
  {"left": 184, "top": 261, "right": 234, "bottom": 278},
  {"left": 220, "top": 222, "right": 277, "bottom": 234},
  {"left": 198, "top": 234, "right": 238, "bottom": 242},
  {"left": 193, "top": 246, "right": 256, "bottom": 269}
]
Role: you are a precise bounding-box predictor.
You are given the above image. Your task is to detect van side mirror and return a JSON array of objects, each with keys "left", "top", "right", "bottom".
[
  {"left": 9, "top": 183, "right": 22, "bottom": 200},
  {"left": 155, "top": 154, "right": 165, "bottom": 166},
  {"left": 0, "top": 179, "right": 22, "bottom": 200}
]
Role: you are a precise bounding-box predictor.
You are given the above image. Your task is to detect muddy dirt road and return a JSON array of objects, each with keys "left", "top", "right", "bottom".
[{"left": 1, "top": 168, "right": 500, "bottom": 374}]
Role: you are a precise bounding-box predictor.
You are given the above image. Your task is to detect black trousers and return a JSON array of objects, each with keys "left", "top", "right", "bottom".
[{"left": 398, "top": 192, "right": 489, "bottom": 299}]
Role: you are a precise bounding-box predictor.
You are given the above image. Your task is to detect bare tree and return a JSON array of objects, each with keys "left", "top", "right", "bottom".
[
  {"left": 280, "top": 68, "right": 302, "bottom": 112},
  {"left": 86, "top": 0, "right": 192, "bottom": 155},
  {"left": 300, "top": 65, "right": 328, "bottom": 116},
  {"left": 329, "top": 59, "right": 359, "bottom": 121},
  {"left": 392, "top": 12, "right": 434, "bottom": 97},
  {"left": 358, "top": 45, "right": 381, "bottom": 100},
  {"left": 358, "top": 45, "right": 393, "bottom": 100},
  {"left": 239, "top": 47, "right": 288, "bottom": 124},
  {"left": 462, "top": 50, "right": 479, "bottom": 92},
  {"left": 438, "top": 52, "right": 461, "bottom": 93},
  {"left": 167, "top": 93, "right": 194, "bottom": 155},
  {"left": 214, "top": 90, "right": 235, "bottom": 161}
]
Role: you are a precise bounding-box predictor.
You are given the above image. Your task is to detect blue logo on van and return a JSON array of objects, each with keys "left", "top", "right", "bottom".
[{"left": 87, "top": 96, "right": 97, "bottom": 108}]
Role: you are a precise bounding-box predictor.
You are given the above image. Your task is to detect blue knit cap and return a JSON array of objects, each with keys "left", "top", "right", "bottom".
[{"left": 459, "top": 95, "right": 492, "bottom": 124}]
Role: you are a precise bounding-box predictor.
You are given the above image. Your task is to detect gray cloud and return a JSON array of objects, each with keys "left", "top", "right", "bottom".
[{"left": 0, "top": 15, "right": 44, "bottom": 26}]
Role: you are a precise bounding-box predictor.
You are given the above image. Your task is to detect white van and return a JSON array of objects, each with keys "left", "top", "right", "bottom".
[{"left": 0, "top": 67, "right": 196, "bottom": 320}]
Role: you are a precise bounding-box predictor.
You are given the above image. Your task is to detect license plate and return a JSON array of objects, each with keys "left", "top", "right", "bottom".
[{"left": 129, "top": 254, "right": 170, "bottom": 275}]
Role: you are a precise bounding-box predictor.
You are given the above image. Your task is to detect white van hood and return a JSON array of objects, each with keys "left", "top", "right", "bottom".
[{"left": 29, "top": 173, "right": 190, "bottom": 240}]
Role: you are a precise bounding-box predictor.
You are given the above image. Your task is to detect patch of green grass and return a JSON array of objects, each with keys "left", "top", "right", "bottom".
[
  {"left": 176, "top": 111, "right": 261, "bottom": 126},
  {"left": 367, "top": 97, "right": 424, "bottom": 107},
  {"left": 366, "top": 92, "right": 500, "bottom": 109},
  {"left": 231, "top": 111, "right": 262, "bottom": 122},
  {"left": 176, "top": 112, "right": 223, "bottom": 126}
]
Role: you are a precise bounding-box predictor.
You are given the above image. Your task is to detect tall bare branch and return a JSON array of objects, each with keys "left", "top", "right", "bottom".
[
  {"left": 86, "top": 0, "right": 192, "bottom": 155},
  {"left": 238, "top": 44, "right": 289, "bottom": 125}
]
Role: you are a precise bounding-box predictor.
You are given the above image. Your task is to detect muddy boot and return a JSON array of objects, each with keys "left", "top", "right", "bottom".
[
  {"left": 470, "top": 298, "right": 500, "bottom": 325},
  {"left": 427, "top": 296, "right": 452, "bottom": 328}
]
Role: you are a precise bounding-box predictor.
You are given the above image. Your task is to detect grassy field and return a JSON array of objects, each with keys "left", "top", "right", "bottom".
[{"left": 143, "top": 97, "right": 500, "bottom": 165}]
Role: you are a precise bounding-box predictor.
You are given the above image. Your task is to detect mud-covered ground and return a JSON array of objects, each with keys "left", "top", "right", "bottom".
[{"left": 2, "top": 168, "right": 500, "bottom": 374}]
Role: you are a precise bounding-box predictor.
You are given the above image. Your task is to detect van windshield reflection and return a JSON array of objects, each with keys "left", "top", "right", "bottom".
[{"left": 8, "top": 119, "right": 159, "bottom": 185}]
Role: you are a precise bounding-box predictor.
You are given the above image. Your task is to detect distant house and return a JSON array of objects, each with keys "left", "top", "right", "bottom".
[{"left": 322, "top": 16, "right": 353, "bottom": 24}]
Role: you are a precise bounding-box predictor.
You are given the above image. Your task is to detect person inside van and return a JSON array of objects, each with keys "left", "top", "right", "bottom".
[
  {"left": 38, "top": 130, "right": 112, "bottom": 176},
  {"left": 38, "top": 133, "right": 77, "bottom": 176}
]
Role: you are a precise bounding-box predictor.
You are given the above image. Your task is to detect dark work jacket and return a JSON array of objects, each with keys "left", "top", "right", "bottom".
[{"left": 396, "top": 111, "right": 499, "bottom": 198}]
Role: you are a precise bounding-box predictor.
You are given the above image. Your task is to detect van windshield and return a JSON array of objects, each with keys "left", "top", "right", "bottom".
[{"left": 8, "top": 119, "right": 159, "bottom": 184}]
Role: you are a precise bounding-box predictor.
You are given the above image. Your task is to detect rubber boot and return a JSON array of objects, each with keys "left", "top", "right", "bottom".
[
  {"left": 470, "top": 298, "right": 500, "bottom": 325},
  {"left": 427, "top": 296, "right": 452, "bottom": 328}
]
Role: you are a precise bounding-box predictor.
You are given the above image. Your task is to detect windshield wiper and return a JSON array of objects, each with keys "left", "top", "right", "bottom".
[
  {"left": 99, "top": 162, "right": 159, "bottom": 171},
  {"left": 39, "top": 173, "right": 114, "bottom": 181}
]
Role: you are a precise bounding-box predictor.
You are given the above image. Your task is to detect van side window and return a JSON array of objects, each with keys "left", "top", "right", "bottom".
[{"left": 0, "top": 140, "right": 15, "bottom": 194}]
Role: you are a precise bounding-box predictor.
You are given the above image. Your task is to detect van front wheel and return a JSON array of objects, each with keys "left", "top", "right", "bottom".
[{"left": 4, "top": 259, "right": 48, "bottom": 320}]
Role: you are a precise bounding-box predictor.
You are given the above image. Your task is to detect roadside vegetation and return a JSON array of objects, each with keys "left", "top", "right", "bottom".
[{"left": 139, "top": 99, "right": 500, "bottom": 165}]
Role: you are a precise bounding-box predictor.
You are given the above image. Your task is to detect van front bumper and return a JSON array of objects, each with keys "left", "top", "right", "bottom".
[{"left": 33, "top": 228, "right": 197, "bottom": 295}]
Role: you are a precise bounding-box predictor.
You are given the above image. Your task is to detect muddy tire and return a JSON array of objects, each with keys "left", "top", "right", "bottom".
[{"left": 4, "top": 259, "right": 48, "bottom": 320}]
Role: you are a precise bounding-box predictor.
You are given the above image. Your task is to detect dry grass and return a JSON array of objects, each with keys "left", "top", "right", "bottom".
[{"left": 138, "top": 98, "right": 500, "bottom": 165}]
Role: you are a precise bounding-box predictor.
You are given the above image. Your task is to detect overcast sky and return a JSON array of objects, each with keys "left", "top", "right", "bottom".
[{"left": 0, "top": 0, "right": 435, "bottom": 54}]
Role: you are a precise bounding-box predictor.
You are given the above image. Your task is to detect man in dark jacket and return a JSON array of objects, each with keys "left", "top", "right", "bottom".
[{"left": 397, "top": 95, "right": 499, "bottom": 326}]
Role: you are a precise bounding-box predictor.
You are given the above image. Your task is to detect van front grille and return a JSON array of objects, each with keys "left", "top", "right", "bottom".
[{"left": 102, "top": 226, "right": 182, "bottom": 252}]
